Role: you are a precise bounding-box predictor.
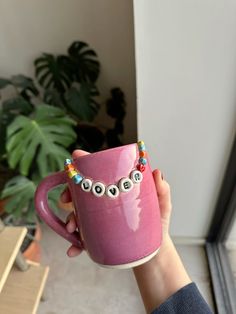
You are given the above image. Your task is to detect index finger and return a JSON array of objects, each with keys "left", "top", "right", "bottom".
[{"left": 72, "top": 149, "right": 90, "bottom": 159}]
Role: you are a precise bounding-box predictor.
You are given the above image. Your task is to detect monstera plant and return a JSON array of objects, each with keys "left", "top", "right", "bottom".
[
  {"left": 0, "top": 40, "right": 126, "bottom": 226},
  {"left": 0, "top": 104, "right": 76, "bottom": 222}
]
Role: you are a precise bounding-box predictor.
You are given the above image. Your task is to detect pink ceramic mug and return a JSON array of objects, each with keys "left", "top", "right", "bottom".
[{"left": 35, "top": 143, "right": 162, "bottom": 268}]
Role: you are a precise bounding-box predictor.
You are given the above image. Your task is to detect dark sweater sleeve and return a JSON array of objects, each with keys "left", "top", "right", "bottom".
[{"left": 151, "top": 282, "right": 213, "bottom": 314}]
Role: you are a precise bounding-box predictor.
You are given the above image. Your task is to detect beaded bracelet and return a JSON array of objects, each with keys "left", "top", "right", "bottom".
[{"left": 64, "top": 141, "right": 147, "bottom": 199}]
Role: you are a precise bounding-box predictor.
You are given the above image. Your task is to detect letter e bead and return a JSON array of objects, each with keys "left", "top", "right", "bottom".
[{"left": 119, "top": 177, "right": 134, "bottom": 193}]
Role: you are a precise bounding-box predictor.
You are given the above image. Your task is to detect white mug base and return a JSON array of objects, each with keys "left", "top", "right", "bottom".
[{"left": 96, "top": 247, "right": 160, "bottom": 269}]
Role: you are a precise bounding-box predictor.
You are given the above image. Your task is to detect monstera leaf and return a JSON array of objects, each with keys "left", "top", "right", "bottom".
[
  {"left": 34, "top": 53, "right": 73, "bottom": 92},
  {"left": 65, "top": 84, "right": 99, "bottom": 121},
  {"left": 0, "top": 174, "right": 64, "bottom": 222},
  {"left": 0, "top": 75, "right": 39, "bottom": 100},
  {"left": 0, "top": 97, "right": 33, "bottom": 157},
  {"left": 6, "top": 104, "right": 76, "bottom": 177},
  {"left": 0, "top": 176, "right": 36, "bottom": 220},
  {"left": 68, "top": 41, "right": 100, "bottom": 83},
  {"left": 0, "top": 78, "right": 11, "bottom": 89}
]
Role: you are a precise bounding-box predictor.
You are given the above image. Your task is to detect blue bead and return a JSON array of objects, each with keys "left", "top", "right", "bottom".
[
  {"left": 139, "top": 157, "right": 147, "bottom": 165},
  {"left": 64, "top": 158, "right": 72, "bottom": 165},
  {"left": 73, "top": 174, "right": 83, "bottom": 184},
  {"left": 138, "top": 144, "right": 146, "bottom": 151}
]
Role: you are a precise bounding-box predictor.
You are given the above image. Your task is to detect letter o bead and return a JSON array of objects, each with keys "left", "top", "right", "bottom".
[
  {"left": 92, "top": 182, "right": 105, "bottom": 197},
  {"left": 81, "top": 178, "right": 93, "bottom": 192},
  {"left": 119, "top": 177, "right": 134, "bottom": 193}
]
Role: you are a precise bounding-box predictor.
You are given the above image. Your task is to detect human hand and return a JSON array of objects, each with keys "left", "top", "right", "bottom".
[
  {"left": 60, "top": 149, "right": 89, "bottom": 257},
  {"left": 60, "top": 149, "right": 172, "bottom": 258}
]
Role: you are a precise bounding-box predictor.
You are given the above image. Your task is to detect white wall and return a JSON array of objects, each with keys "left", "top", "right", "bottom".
[
  {"left": 133, "top": 1, "right": 236, "bottom": 238},
  {"left": 0, "top": 0, "right": 136, "bottom": 143}
]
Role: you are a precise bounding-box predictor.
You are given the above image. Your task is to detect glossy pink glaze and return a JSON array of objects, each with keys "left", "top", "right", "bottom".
[{"left": 35, "top": 143, "right": 162, "bottom": 266}]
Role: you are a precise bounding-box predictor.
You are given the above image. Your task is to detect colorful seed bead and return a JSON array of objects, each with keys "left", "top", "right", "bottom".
[
  {"left": 64, "top": 158, "right": 72, "bottom": 165},
  {"left": 139, "top": 157, "right": 147, "bottom": 165},
  {"left": 68, "top": 170, "right": 78, "bottom": 178},
  {"left": 73, "top": 173, "right": 83, "bottom": 184},
  {"left": 138, "top": 144, "right": 146, "bottom": 151},
  {"left": 138, "top": 140, "right": 145, "bottom": 146},
  {"left": 137, "top": 164, "right": 145, "bottom": 172},
  {"left": 65, "top": 163, "right": 74, "bottom": 171},
  {"left": 139, "top": 151, "right": 146, "bottom": 158}
]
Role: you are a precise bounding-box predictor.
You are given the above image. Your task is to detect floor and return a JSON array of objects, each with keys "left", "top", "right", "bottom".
[{"left": 38, "top": 224, "right": 215, "bottom": 314}]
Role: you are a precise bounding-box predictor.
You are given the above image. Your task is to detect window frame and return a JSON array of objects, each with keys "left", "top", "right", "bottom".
[{"left": 205, "top": 135, "right": 236, "bottom": 314}]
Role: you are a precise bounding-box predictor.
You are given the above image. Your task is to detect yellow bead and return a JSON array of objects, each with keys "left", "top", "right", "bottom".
[
  {"left": 68, "top": 170, "right": 78, "bottom": 178},
  {"left": 138, "top": 140, "right": 145, "bottom": 146}
]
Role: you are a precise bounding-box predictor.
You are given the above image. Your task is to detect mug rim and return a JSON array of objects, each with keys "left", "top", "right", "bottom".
[{"left": 72, "top": 143, "right": 137, "bottom": 162}]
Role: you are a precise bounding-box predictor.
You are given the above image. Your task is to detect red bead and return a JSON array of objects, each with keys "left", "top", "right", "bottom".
[{"left": 137, "top": 164, "right": 145, "bottom": 172}]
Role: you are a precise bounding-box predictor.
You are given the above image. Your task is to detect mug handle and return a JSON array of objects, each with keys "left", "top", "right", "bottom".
[{"left": 34, "top": 171, "right": 83, "bottom": 248}]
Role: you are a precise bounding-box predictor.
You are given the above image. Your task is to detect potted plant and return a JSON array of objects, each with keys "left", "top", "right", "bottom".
[
  {"left": 0, "top": 40, "right": 127, "bottom": 261},
  {"left": 0, "top": 98, "right": 76, "bottom": 261}
]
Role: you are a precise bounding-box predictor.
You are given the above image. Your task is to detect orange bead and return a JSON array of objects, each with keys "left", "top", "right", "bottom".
[
  {"left": 139, "top": 151, "right": 146, "bottom": 158},
  {"left": 65, "top": 164, "right": 74, "bottom": 171}
]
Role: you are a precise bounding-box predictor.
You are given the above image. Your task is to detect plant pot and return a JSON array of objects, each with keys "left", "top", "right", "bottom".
[
  {"left": 22, "top": 223, "right": 42, "bottom": 263},
  {"left": 0, "top": 198, "right": 7, "bottom": 216},
  {"left": 57, "top": 199, "right": 74, "bottom": 213}
]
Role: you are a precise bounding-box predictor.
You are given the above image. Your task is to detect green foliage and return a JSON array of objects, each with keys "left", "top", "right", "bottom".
[
  {"left": 1, "top": 176, "right": 36, "bottom": 222},
  {"left": 67, "top": 41, "right": 100, "bottom": 83},
  {"left": 34, "top": 54, "right": 73, "bottom": 92},
  {"left": 0, "top": 78, "right": 11, "bottom": 89},
  {"left": 0, "top": 97, "right": 33, "bottom": 157},
  {"left": 0, "top": 40, "right": 126, "bottom": 225},
  {"left": 0, "top": 75, "right": 39, "bottom": 101},
  {"left": 7, "top": 104, "right": 76, "bottom": 177},
  {"left": 65, "top": 84, "right": 99, "bottom": 121}
]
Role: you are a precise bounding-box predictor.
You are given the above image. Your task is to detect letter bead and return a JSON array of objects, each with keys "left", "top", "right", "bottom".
[
  {"left": 68, "top": 170, "right": 78, "bottom": 178},
  {"left": 130, "top": 170, "right": 143, "bottom": 184},
  {"left": 92, "top": 182, "right": 105, "bottom": 197},
  {"left": 119, "top": 177, "right": 134, "bottom": 193},
  {"left": 81, "top": 178, "right": 93, "bottom": 192},
  {"left": 73, "top": 173, "right": 83, "bottom": 184},
  {"left": 106, "top": 184, "right": 120, "bottom": 199}
]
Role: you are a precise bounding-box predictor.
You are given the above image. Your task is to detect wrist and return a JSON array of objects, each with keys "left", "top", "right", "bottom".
[{"left": 133, "top": 234, "right": 191, "bottom": 313}]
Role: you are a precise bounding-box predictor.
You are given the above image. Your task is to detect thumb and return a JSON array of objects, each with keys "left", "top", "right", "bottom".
[{"left": 152, "top": 169, "right": 172, "bottom": 232}]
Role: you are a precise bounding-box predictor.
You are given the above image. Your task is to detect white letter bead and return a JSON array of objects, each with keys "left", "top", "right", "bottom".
[
  {"left": 119, "top": 177, "right": 134, "bottom": 193},
  {"left": 81, "top": 178, "right": 93, "bottom": 192},
  {"left": 106, "top": 184, "right": 120, "bottom": 199},
  {"left": 92, "top": 182, "right": 105, "bottom": 197},
  {"left": 130, "top": 170, "right": 143, "bottom": 184}
]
